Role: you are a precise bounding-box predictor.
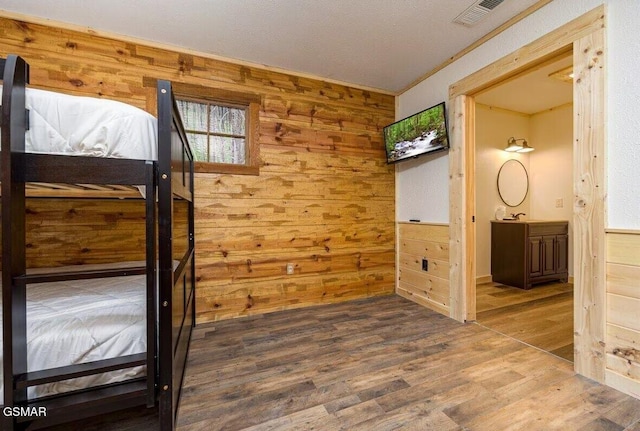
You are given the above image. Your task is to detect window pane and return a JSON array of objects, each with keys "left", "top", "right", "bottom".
[
  {"left": 177, "top": 96, "right": 253, "bottom": 168},
  {"left": 209, "top": 136, "right": 245, "bottom": 164},
  {"left": 177, "top": 100, "right": 208, "bottom": 132},
  {"left": 186, "top": 133, "right": 209, "bottom": 161},
  {"left": 210, "top": 105, "right": 245, "bottom": 135}
]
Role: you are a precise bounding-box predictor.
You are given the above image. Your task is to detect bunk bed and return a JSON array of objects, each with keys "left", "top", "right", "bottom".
[{"left": 1, "top": 55, "right": 195, "bottom": 430}]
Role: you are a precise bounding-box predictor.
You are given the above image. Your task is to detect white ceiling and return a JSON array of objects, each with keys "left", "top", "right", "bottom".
[
  {"left": 0, "top": 0, "right": 543, "bottom": 94},
  {"left": 475, "top": 55, "right": 573, "bottom": 114}
]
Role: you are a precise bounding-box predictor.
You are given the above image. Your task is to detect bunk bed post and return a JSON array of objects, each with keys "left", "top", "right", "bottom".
[
  {"left": 145, "top": 160, "right": 157, "bottom": 408},
  {"left": 1, "top": 55, "right": 29, "bottom": 425},
  {"left": 156, "top": 80, "right": 195, "bottom": 431},
  {"left": 189, "top": 140, "right": 196, "bottom": 330},
  {"left": 156, "top": 80, "right": 175, "bottom": 431}
]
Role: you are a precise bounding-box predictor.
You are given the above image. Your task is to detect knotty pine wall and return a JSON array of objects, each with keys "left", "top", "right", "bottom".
[
  {"left": 0, "top": 16, "right": 396, "bottom": 323},
  {"left": 605, "top": 231, "right": 640, "bottom": 398},
  {"left": 396, "top": 222, "right": 450, "bottom": 316}
]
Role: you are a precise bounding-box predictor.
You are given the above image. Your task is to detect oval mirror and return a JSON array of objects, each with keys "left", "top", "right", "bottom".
[{"left": 497, "top": 159, "right": 528, "bottom": 207}]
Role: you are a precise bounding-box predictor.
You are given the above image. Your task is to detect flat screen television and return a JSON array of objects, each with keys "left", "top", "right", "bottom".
[{"left": 383, "top": 101, "right": 449, "bottom": 164}]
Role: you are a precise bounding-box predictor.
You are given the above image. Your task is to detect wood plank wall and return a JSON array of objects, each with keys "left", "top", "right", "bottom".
[
  {"left": 396, "top": 222, "right": 450, "bottom": 316},
  {"left": 0, "top": 16, "right": 396, "bottom": 323},
  {"left": 605, "top": 231, "right": 640, "bottom": 398}
]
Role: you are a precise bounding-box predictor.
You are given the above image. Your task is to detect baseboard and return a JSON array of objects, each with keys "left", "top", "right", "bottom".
[
  {"left": 476, "top": 275, "right": 492, "bottom": 284},
  {"left": 476, "top": 275, "right": 572, "bottom": 285}
]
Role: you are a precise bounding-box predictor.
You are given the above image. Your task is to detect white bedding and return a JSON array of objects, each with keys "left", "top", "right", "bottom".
[
  {"left": 0, "top": 268, "right": 147, "bottom": 403},
  {"left": 0, "top": 85, "right": 157, "bottom": 160}
]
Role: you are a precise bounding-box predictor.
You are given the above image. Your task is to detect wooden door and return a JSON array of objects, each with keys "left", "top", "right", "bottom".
[
  {"left": 542, "top": 235, "right": 557, "bottom": 276},
  {"left": 556, "top": 234, "right": 568, "bottom": 274},
  {"left": 529, "top": 236, "right": 543, "bottom": 278}
]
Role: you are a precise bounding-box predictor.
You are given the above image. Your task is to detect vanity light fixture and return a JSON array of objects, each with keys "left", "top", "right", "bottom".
[{"left": 504, "top": 137, "right": 534, "bottom": 153}]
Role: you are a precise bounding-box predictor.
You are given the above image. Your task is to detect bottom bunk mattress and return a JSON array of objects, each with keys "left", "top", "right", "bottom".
[{"left": 0, "top": 266, "right": 147, "bottom": 403}]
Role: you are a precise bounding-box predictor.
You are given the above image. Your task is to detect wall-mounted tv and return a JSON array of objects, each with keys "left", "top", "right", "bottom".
[{"left": 383, "top": 102, "right": 449, "bottom": 164}]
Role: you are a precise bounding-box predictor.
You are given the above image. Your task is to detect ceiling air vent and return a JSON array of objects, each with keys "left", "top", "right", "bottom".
[{"left": 453, "top": 0, "right": 506, "bottom": 26}]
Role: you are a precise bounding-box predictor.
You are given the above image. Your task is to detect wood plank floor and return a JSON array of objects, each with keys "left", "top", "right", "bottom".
[
  {"left": 476, "top": 281, "right": 574, "bottom": 361},
  {"left": 46, "top": 294, "right": 640, "bottom": 431}
]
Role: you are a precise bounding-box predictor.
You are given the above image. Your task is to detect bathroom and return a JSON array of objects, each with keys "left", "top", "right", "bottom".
[{"left": 473, "top": 55, "right": 574, "bottom": 360}]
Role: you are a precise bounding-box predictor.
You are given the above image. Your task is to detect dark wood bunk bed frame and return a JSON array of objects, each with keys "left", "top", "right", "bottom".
[{"left": 1, "top": 55, "right": 195, "bottom": 430}]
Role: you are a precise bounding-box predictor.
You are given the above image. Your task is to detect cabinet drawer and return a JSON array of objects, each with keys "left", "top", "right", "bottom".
[{"left": 528, "top": 222, "right": 568, "bottom": 236}]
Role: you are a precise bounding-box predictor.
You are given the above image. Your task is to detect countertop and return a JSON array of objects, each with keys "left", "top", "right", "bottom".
[{"left": 491, "top": 219, "right": 569, "bottom": 224}]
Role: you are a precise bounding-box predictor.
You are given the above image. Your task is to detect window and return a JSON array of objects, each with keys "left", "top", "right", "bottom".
[
  {"left": 177, "top": 99, "right": 246, "bottom": 164},
  {"left": 172, "top": 82, "right": 260, "bottom": 175}
]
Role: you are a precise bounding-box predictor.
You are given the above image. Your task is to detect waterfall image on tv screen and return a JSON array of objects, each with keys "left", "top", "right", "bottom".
[{"left": 383, "top": 102, "right": 449, "bottom": 164}]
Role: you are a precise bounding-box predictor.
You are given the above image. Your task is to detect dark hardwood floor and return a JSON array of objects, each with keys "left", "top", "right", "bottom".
[
  {"left": 45, "top": 294, "right": 640, "bottom": 431},
  {"left": 476, "top": 281, "right": 574, "bottom": 361}
]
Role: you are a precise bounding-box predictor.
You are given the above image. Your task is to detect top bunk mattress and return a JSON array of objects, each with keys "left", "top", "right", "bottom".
[{"left": 0, "top": 85, "right": 157, "bottom": 160}]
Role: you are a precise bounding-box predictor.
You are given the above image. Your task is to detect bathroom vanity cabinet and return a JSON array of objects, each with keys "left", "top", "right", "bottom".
[{"left": 491, "top": 220, "right": 569, "bottom": 289}]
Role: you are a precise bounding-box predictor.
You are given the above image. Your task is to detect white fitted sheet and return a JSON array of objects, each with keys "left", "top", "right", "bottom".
[
  {"left": 0, "top": 267, "right": 147, "bottom": 403},
  {"left": 1, "top": 85, "right": 157, "bottom": 160}
]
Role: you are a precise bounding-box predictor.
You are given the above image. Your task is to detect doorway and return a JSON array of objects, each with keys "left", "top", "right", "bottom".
[
  {"left": 472, "top": 55, "right": 574, "bottom": 361},
  {"left": 447, "top": 6, "right": 606, "bottom": 383}
]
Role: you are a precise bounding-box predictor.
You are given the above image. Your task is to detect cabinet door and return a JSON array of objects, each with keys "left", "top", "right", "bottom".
[
  {"left": 529, "top": 236, "right": 543, "bottom": 278},
  {"left": 556, "top": 234, "right": 568, "bottom": 274},
  {"left": 542, "top": 235, "right": 557, "bottom": 275}
]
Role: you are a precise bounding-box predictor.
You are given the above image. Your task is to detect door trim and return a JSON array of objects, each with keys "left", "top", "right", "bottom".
[{"left": 448, "top": 5, "right": 606, "bottom": 382}]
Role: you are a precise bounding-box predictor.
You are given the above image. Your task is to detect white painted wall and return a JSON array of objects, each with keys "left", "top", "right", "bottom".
[
  {"left": 530, "top": 104, "right": 574, "bottom": 276},
  {"left": 395, "top": 151, "right": 449, "bottom": 222},
  {"left": 529, "top": 105, "right": 573, "bottom": 222},
  {"left": 396, "top": 0, "right": 640, "bottom": 230}
]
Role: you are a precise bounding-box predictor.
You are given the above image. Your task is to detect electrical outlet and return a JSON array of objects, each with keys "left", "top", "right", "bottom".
[
  {"left": 286, "top": 263, "right": 295, "bottom": 275},
  {"left": 422, "top": 258, "right": 428, "bottom": 272},
  {"left": 556, "top": 198, "right": 563, "bottom": 208}
]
